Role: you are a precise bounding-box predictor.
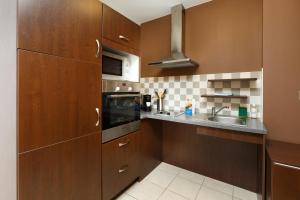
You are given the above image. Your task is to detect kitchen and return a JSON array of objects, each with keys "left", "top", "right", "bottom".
[{"left": 0, "top": 0, "right": 299, "bottom": 200}]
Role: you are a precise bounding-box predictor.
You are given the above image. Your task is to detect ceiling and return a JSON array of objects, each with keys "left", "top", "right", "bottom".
[{"left": 101, "top": 0, "right": 212, "bottom": 25}]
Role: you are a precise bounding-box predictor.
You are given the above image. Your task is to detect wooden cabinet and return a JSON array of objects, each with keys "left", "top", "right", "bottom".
[
  {"left": 19, "top": 133, "right": 101, "bottom": 200},
  {"left": 18, "top": 0, "right": 102, "bottom": 63},
  {"left": 18, "top": 50, "right": 101, "bottom": 153},
  {"left": 102, "top": 131, "right": 140, "bottom": 200},
  {"left": 267, "top": 140, "right": 300, "bottom": 200},
  {"left": 139, "top": 119, "right": 162, "bottom": 180},
  {"left": 102, "top": 4, "right": 140, "bottom": 53}
]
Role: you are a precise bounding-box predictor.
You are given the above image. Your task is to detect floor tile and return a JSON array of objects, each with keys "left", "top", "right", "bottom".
[
  {"left": 159, "top": 190, "right": 188, "bottom": 200},
  {"left": 196, "top": 186, "right": 232, "bottom": 200},
  {"left": 168, "top": 176, "right": 201, "bottom": 200},
  {"left": 126, "top": 180, "right": 164, "bottom": 200},
  {"left": 233, "top": 186, "right": 258, "bottom": 200},
  {"left": 178, "top": 169, "right": 205, "bottom": 185},
  {"left": 156, "top": 162, "right": 182, "bottom": 175},
  {"left": 116, "top": 193, "right": 137, "bottom": 200},
  {"left": 203, "top": 177, "right": 233, "bottom": 196},
  {"left": 146, "top": 168, "right": 177, "bottom": 188}
]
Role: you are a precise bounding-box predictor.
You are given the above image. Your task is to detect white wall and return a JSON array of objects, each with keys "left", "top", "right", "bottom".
[{"left": 0, "top": 0, "right": 17, "bottom": 199}]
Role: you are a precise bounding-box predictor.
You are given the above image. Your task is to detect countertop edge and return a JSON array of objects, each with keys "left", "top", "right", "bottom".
[{"left": 141, "top": 113, "right": 267, "bottom": 135}]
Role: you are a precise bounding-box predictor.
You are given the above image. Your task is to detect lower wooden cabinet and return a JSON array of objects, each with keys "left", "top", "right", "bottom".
[
  {"left": 139, "top": 119, "right": 162, "bottom": 180},
  {"left": 19, "top": 133, "right": 102, "bottom": 200},
  {"left": 102, "top": 131, "right": 140, "bottom": 200},
  {"left": 267, "top": 140, "right": 300, "bottom": 200}
]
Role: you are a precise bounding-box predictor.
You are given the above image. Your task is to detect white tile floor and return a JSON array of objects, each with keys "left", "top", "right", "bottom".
[{"left": 117, "top": 162, "right": 258, "bottom": 200}]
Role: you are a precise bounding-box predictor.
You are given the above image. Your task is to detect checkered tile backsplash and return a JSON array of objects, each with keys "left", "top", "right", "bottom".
[{"left": 140, "top": 71, "right": 263, "bottom": 118}]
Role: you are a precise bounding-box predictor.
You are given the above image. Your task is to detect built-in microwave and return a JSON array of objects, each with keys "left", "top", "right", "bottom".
[{"left": 102, "top": 51, "right": 128, "bottom": 81}]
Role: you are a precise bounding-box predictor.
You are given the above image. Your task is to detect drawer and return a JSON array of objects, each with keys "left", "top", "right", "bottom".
[
  {"left": 272, "top": 162, "right": 300, "bottom": 200},
  {"left": 102, "top": 131, "right": 140, "bottom": 200}
]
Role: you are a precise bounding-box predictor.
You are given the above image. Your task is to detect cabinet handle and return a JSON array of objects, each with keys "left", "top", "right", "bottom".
[
  {"left": 95, "top": 39, "right": 100, "bottom": 58},
  {"left": 95, "top": 108, "right": 100, "bottom": 127},
  {"left": 118, "top": 165, "right": 128, "bottom": 174},
  {"left": 119, "top": 35, "right": 130, "bottom": 42},
  {"left": 118, "top": 140, "right": 130, "bottom": 148},
  {"left": 274, "top": 162, "right": 300, "bottom": 170}
]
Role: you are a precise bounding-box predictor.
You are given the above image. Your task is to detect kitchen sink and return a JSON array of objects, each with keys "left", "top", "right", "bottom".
[{"left": 208, "top": 115, "right": 247, "bottom": 126}]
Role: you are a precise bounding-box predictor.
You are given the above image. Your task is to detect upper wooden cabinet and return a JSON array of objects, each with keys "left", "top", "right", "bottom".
[
  {"left": 18, "top": 50, "right": 101, "bottom": 153},
  {"left": 18, "top": 0, "right": 102, "bottom": 63},
  {"left": 102, "top": 4, "right": 140, "bottom": 52}
]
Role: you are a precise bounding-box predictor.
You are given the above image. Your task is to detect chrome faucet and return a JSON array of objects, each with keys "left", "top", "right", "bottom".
[{"left": 211, "top": 106, "right": 229, "bottom": 117}]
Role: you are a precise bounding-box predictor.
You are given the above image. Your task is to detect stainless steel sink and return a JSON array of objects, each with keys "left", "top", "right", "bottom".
[{"left": 208, "top": 115, "right": 247, "bottom": 126}]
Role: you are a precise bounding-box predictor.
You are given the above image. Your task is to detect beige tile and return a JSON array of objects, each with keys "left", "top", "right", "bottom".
[
  {"left": 168, "top": 177, "right": 201, "bottom": 200},
  {"left": 196, "top": 186, "right": 232, "bottom": 200},
  {"left": 178, "top": 169, "right": 205, "bottom": 185},
  {"left": 203, "top": 177, "right": 233, "bottom": 196},
  {"left": 146, "top": 169, "right": 176, "bottom": 188},
  {"left": 233, "top": 186, "right": 258, "bottom": 200},
  {"left": 116, "top": 194, "right": 137, "bottom": 200},
  {"left": 126, "top": 180, "right": 164, "bottom": 200},
  {"left": 156, "top": 162, "right": 182, "bottom": 175},
  {"left": 159, "top": 190, "right": 188, "bottom": 200}
]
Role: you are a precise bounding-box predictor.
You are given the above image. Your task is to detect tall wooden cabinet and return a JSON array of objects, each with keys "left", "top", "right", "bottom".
[{"left": 17, "top": 0, "right": 103, "bottom": 199}]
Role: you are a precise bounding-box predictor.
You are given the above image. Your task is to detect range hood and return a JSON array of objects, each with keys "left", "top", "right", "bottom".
[{"left": 148, "top": 4, "right": 198, "bottom": 68}]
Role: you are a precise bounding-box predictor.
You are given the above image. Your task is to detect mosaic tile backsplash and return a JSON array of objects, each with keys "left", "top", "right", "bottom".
[{"left": 140, "top": 71, "right": 263, "bottom": 118}]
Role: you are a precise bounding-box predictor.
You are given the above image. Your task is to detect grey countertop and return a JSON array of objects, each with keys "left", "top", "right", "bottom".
[{"left": 141, "top": 111, "right": 267, "bottom": 135}]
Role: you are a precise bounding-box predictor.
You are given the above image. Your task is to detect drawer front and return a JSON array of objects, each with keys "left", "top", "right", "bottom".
[
  {"left": 103, "top": 5, "right": 140, "bottom": 51},
  {"left": 272, "top": 162, "right": 300, "bottom": 200},
  {"left": 102, "top": 131, "right": 140, "bottom": 200}
]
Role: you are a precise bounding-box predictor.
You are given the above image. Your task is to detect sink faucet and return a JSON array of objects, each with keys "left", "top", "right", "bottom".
[{"left": 211, "top": 106, "right": 229, "bottom": 117}]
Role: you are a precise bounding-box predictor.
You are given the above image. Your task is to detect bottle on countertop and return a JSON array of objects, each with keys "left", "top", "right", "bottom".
[{"left": 250, "top": 104, "right": 258, "bottom": 119}]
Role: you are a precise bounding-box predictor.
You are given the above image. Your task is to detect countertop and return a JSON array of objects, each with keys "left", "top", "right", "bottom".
[{"left": 141, "top": 111, "right": 267, "bottom": 135}]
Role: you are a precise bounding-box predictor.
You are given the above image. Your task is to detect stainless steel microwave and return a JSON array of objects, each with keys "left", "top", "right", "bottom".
[{"left": 102, "top": 51, "right": 127, "bottom": 80}]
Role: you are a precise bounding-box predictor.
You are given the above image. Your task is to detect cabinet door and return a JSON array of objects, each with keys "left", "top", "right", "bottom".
[
  {"left": 102, "top": 5, "right": 140, "bottom": 51},
  {"left": 19, "top": 133, "right": 101, "bottom": 200},
  {"left": 272, "top": 163, "right": 300, "bottom": 200},
  {"left": 18, "top": 0, "right": 102, "bottom": 63},
  {"left": 18, "top": 50, "right": 101, "bottom": 153},
  {"left": 139, "top": 119, "right": 162, "bottom": 179},
  {"left": 102, "top": 131, "right": 140, "bottom": 200}
]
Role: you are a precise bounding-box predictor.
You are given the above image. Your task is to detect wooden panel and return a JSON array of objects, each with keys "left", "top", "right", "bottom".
[
  {"left": 267, "top": 140, "right": 300, "bottom": 168},
  {"left": 163, "top": 121, "right": 261, "bottom": 193},
  {"left": 102, "top": 4, "right": 140, "bottom": 51},
  {"left": 139, "top": 119, "right": 163, "bottom": 180},
  {"left": 19, "top": 133, "right": 101, "bottom": 200},
  {"left": 102, "top": 131, "right": 140, "bottom": 200},
  {"left": 196, "top": 126, "right": 264, "bottom": 144},
  {"left": 18, "top": 0, "right": 102, "bottom": 63},
  {"left": 18, "top": 50, "right": 101, "bottom": 153}
]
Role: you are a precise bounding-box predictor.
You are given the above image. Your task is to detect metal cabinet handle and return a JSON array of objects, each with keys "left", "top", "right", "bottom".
[
  {"left": 118, "top": 141, "right": 130, "bottom": 148},
  {"left": 95, "top": 39, "right": 100, "bottom": 58},
  {"left": 274, "top": 162, "right": 300, "bottom": 170},
  {"left": 95, "top": 108, "right": 100, "bottom": 127},
  {"left": 119, "top": 35, "right": 130, "bottom": 42},
  {"left": 118, "top": 165, "right": 128, "bottom": 174}
]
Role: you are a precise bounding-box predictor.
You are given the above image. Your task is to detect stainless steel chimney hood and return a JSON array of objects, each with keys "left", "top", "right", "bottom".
[{"left": 148, "top": 4, "right": 198, "bottom": 68}]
